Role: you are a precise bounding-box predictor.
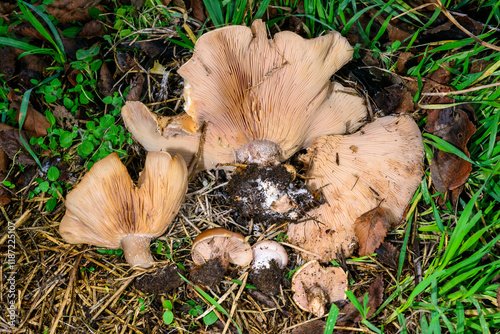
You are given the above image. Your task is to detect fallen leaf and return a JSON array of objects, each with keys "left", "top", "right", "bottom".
[
  {"left": 98, "top": 61, "right": 114, "bottom": 97},
  {"left": 78, "top": 20, "right": 107, "bottom": 37},
  {"left": 0, "top": 125, "right": 36, "bottom": 167},
  {"left": 115, "top": 51, "right": 136, "bottom": 73},
  {"left": 337, "top": 274, "right": 384, "bottom": 328},
  {"left": 126, "top": 72, "right": 145, "bottom": 102},
  {"left": 375, "top": 242, "right": 399, "bottom": 268},
  {"left": 373, "top": 83, "right": 414, "bottom": 114},
  {"left": 291, "top": 320, "right": 325, "bottom": 334},
  {"left": 426, "top": 107, "right": 476, "bottom": 194},
  {"left": 53, "top": 105, "right": 77, "bottom": 130},
  {"left": 396, "top": 52, "right": 415, "bottom": 74},
  {"left": 8, "top": 91, "right": 50, "bottom": 138},
  {"left": 0, "top": 3, "right": 16, "bottom": 15},
  {"left": 46, "top": 0, "right": 104, "bottom": 23},
  {"left": 189, "top": 0, "right": 207, "bottom": 22},
  {"left": 354, "top": 206, "right": 389, "bottom": 257}
]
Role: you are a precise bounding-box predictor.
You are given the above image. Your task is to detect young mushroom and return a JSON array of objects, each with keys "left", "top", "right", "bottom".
[
  {"left": 249, "top": 240, "right": 288, "bottom": 295},
  {"left": 121, "top": 20, "right": 367, "bottom": 222},
  {"left": 189, "top": 227, "right": 252, "bottom": 287},
  {"left": 288, "top": 116, "right": 424, "bottom": 262},
  {"left": 59, "top": 151, "right": 188, "bottom": 268},
  {"left": 292, "top": 260, "right": 348, "bottom": 317}
]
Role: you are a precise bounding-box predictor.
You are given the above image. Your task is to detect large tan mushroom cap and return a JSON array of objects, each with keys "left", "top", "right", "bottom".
[
  {"left": 292, "top": 260, "right": 347, "bottom": 317},
  {"left": 122, "top": 20, "right": 367, "bottom": 172},
  {"left": 191, "top": 227, "right": 252, "bottom": 267},
  {"left": 59, "top": 151, "right": 188, "bottom": 268},
  {"left": 288, "top": 115, "right": 424, "bottom": 262}
]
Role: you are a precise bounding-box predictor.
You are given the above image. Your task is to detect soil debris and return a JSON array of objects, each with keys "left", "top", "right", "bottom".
[{"left": 134, "top": 264, "right": 184, "bottom": 294}]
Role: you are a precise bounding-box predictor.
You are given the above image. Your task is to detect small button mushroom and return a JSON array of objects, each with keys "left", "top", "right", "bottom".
[
  {"left": 249, "top": 240, "right": 288, "bottom": 295},
  {"left": 291, "top": 260, "right": 347, "bottom": 317},
  {"left": 189, "top": 228, "right": 252, "bottom": 287},
  {"left": 59, "top": 151, "right": 188, "bottom": 269}
]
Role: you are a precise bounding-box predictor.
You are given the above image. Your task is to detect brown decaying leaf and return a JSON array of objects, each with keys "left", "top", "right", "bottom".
[
  {"left": 78, "top": 20, "right": 107, "bottom": 37},
  {"left": 0, "top": 128, "right": 36, "bottom": 167},
  {"left": 188, "top": 0, "right": 207, "bottom": 22},
  {"left": 354, "top": 207, "right": 389, "bottom": 257},
  {"left": 126, "top": 73, "right": 145, "bottom": 102},
  {"left": 375, "top": 242, "right": 399, "bottom": 268},
  {"left": 53, "top": 105, "right": 77, "bottom": 130},
  {"left": 373, "top": 83, "right": 414, "bottom": 114},
  {"left": 291, "top": 320, "right": 325, "bottom": 334},
  {"left": 8, "top": 92, "right": 50, "bottom": 138},
  {"left": 45, "top": 0, "right": 104, "bottom": 23},
  {"left": 337, "top": 274, "right": 384, "bottom": 328},
  {"left": 98, "top": 61, "right": 114, "bottom": 97}
]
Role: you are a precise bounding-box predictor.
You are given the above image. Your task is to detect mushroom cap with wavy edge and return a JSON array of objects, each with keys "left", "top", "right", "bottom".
[
  {"left": 287, "top": 115, "right": 424, "bottom": 262},
  {"left": 59, "top": 151, "right": 188, "bottom": 268},
  {"left": 292, "top": 260, "right": 347, "bottom": 317},
  {"left": 252, "top": 240, "right": 288, "bottom": 270},
  {"left": 122, "top": 19, "right": 367, "bottom": 173},
  {"left": 191, "top": 227, "right": 252, "bottom": 267}
]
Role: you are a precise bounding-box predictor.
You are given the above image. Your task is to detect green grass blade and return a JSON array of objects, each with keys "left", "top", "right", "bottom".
[
  {"left": 178, "top": 273, "right": 242, "bottom": 334},
  {"left": 254, "top": 0, "right": 271, "bottom": 19},
  {"left": 203, "top": 0, "right": 224, "bottom": 27},
  {"left": 324, "top": 303, "right": 339, "bottom": 334},
  {"left": 423, "top": 133, "right": 475, "bottom": 164},
  {"left": 0, "top": 37, "right": 39, "bottom": 51}
]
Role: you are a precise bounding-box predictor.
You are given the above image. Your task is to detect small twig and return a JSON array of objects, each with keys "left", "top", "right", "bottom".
[
  {"left": 422, "top": 82, "right": 500, "bottom": 96},
  {"left": 91, "top": 277, "right": 134, "bottom": 321},
  {"left": 49, "top": 249, "right": 84, "bottom": 334},
  {"left": 434, "top": 0, "right": 500, "bottom": 52}
]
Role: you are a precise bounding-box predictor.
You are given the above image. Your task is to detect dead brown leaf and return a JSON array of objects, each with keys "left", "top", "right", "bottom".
[
  {"left": 336, "top": 275, "right": 384, "bottom": 328},
  {"left": 8, "top": 91, "right": 50, "bottom": 138},
  {"left": 373, "top": 83, "right": 414, "bottom": 114},
  {"left": 0, "top": 127, "right": 36, "bottom": 167},
  {"left": 291, "top": 320, "right": 325, "bottom": 334},
  {"left": 375, "top": 242, "right": 399, "bottom": 268},
  {"left": 98, "top": 61, "right": 114, "bottom": 97},
  {"left": 426, "top": 107, "right": 476, "bottom": 194},
  {"left": 78, "top": 20, "right": 107, "bottom": 37},
  {"left": 188, "top": 0, "right": 207, "bottom": 22},
  {"left": 46, "top": 0, "right": 104, "bottom": 23},
  {"left": 126, "top": 72, "right": 145, "bottom": 102},
  {"left": 354, "top": 207, "right": 389, "bottom": 257},
  {"left": 53, "top": 105, "right": 77, "bottom": 130}
]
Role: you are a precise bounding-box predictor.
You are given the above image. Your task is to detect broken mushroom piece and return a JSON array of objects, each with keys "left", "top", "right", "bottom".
[
  {"left": 292, "top": 260, "right": 347, "bottom": 317},
  {"left": 288, "top": 115, "right": 424, "bottom": 262},
  {"left": 249, "top": 240, "right": 288, "bottom": 295},
  {"left": 189, "top": 227, "right": 252, "bottom": 287},
  {"left": 122, "top": 19, "right": 367, "bottom": 172},
  {"left": 59, "top": 151, "right": 188, "bottom": 268}
]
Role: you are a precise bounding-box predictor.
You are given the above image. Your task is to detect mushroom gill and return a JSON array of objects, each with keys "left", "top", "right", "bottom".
[
  {"left": 287, "top": 115, "right": 424, "bottom": 262},
  {"left": 59, "top": 151, "right": 188, "bottom": 268},
  {"left": 122, "top": 19, "right": 367, "bottom": 172}
]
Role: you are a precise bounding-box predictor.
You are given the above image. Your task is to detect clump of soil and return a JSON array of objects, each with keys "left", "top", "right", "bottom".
[
  {"left": 189, "top": 256, "right": 228, "bottom": 288},
  {"left": 226, "top": 164, "right": 320, "bottom": 225},
  {"left": 249, "top": 259, "right": 284, "bottom": 296},
  {"left": 134, "top": 264, "right": 184, "bottom": 294}
]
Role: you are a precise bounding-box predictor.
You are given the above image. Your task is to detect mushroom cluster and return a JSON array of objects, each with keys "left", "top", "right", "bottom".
[{"left": 59, "top": 151, "right": 188, "bottom": 268}]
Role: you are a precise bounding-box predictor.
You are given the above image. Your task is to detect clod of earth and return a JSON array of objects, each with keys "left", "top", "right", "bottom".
[
  {"left": 291, "top": 260, "right": 348, "bottom": 317},
  {"left": 189, "top": 227, "right": 252, "bottom": 287},
  {"left": 59, "top": 151, "right": 188, "bottom": 268},
  {"left": 288, "top": 116, "right": 424, "bottom": 262},
  {"left": 249, "top": 240, "right": 288, "bottom": 296},
  {"left": 134, "top": 264, "right": 184, "bottom": 294},
  {"left": 122, "top": 19, "right": 367, "bottom": 172},
  {"left": 226, "top": 164, "right": 320, "bottom": 224}
]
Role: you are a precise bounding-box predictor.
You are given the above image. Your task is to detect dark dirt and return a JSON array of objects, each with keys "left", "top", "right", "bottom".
[
  {"left": 189, "top": 256, "right": 228, "bottom": 288},
  {"left": 226, "top": 164, "right": 320, "bottom": 226},
  {"left": 249, "top": 259, "right": 284, "bottom": 296},
  {"left": 134, "top": 264, "right": 184, "bottom": 294}
]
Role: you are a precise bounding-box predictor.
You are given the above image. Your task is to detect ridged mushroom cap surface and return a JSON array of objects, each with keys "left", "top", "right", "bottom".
[
  {"left": 191, "top": 227, "right": 252, "bottom": 267},
  {"left": 291, "top": 260, "right": 347, "bottom": 314},
  {"left": 122, "top": 19, "right": 367, "bottom": 172},
  {"left": 59, "top": 151, "right": 188, "bottom": 267},
  {"left": 288, "top": 115, "right": 424, "bottom": 262}
]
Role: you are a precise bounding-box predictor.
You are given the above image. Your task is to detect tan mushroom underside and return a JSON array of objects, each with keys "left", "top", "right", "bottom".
[
  {"left": 60, "top": 151, "right": 188, "bottom": 250},
  {"left": 122, "top": 19, "right": 367, "bottom": 172},
  {"left": 292, "top": 260, "right": 347, "bottom": 314},
  {"left": 288, "top": 116, "right": 424, "bottom": 262}
]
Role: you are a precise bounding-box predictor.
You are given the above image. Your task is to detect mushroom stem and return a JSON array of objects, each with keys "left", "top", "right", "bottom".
[
  {"left": 235, "top": 139, "right": 282, "bottom": 166},
  {"left": 307, "top": 285, "right": 329, "bottom": 317},
  {"left": 121, "top": 235, "right": 154, "bottom": 268}
]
